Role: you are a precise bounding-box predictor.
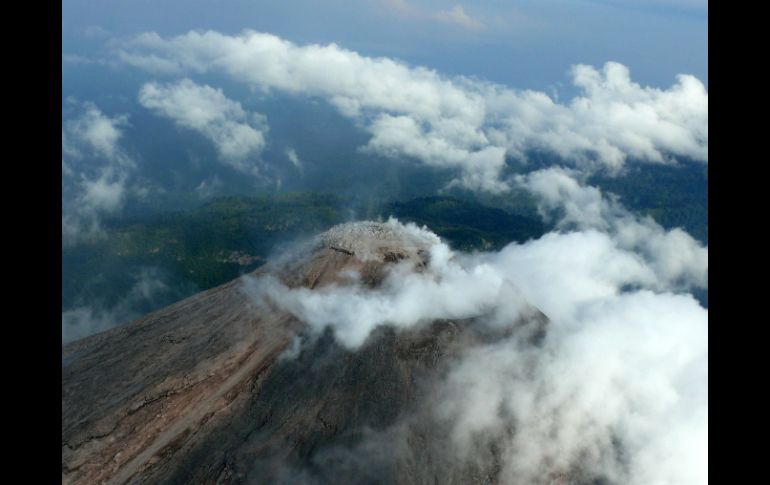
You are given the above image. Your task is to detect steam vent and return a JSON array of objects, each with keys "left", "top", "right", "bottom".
[{"left": 62, "top": 221, "right": 548, "bottom": 484}]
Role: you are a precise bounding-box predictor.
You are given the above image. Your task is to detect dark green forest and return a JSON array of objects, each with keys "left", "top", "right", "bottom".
[
  {"left": 63, "top": 193, "right": 548, "bottom": 314},
  {"left": 63, "top": 159, "right": 707, "bottom": 328}
]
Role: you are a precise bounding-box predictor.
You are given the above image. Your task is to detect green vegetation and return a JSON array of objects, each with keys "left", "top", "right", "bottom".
[
  {"left": 64, "top": 167, "right": 707, "bottom": 316},
  {"left": 388, "top": 196, "right": 546, "bottom": 251},
  {"left": 63, "top": 192, "right": 548, "bottom": 313},
  {"left": 589, "top": 161, "right": 708, "bottom": 243},
  {"left": 101, "top": 193, "right": 346, "bottom": 289}
]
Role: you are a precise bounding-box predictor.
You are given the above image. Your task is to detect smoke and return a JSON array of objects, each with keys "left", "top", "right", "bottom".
[
  {"left": 244, "top": 170, "right": 707, "bottom": 484},
  {"left": 246, "top": 232, "right": 521, "bottom": 348},
  {"left": 433, "top": 289, "right": 706, "bottom": 485}
]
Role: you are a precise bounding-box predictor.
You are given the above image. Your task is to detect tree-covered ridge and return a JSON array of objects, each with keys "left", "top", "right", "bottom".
[
  {"left": 63, "top": 158, "right": 708, "bottom": 318},
  {"left": 63, "top": 193, "right": 549, "bottom": 313},
  {"left": 387, "top": 196, "right": 547, "bottom": 251},
  {"left": 114, "top": 193, "right": 344, "bottom": 256},
  {"left": 589, "top": 160, "right": 708, "bottom": 243}
]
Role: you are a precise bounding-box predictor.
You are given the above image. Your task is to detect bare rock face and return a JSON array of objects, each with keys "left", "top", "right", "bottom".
[
  {"left": 317, "top": 221, "right": 437, "bottom": 262},
  {"left": 61, "top": 222, "right": 547, "bottom": 485}
]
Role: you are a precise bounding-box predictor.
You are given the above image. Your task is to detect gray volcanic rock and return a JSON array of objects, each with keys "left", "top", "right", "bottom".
[{"left": 62, "top": 222, "right": 548, "bottom": 485}]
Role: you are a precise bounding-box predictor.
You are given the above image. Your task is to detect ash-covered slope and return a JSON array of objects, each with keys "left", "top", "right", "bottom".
[{"left": 62, "top": 221, "right": 548, "bottom": 485}]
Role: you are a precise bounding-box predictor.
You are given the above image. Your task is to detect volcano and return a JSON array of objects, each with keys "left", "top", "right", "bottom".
[{"left": 62, "top": 221, "right": 549, "bottom": 485}]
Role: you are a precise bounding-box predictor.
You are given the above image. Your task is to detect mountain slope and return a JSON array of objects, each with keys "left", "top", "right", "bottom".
[{"left": 62, "top": 222, "right": 548, "bottom": 485}]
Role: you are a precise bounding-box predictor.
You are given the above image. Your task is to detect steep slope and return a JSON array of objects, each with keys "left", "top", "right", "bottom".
[{"left": 62, "top": 222, "right": 548, "bottom": 485}]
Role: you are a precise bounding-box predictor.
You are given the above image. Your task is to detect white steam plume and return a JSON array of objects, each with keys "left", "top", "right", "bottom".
[{"left": 243, "top": 170, "right": 707, "bottom": 484}]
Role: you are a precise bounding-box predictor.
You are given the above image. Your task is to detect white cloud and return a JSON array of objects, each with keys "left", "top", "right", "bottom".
[
  {"left": 80, "top": 174, "right": 126, "bottom": 212},
  {"left": 62, "top": 101, "right": 135, "bottom": 246},
  {"left": 519, "top": 167, "right": 708, "bottom": 289},
  {"left": 433, "top": 5, "right": 485, "bottom": 31},
  {"left": 195, "top": 175, "right": 225, "bottom": 199},
  {"left": 138, "top": 79, "right": 268, "bottom": 175},
  {"left": 285, "top": 147, "right": 304, "bottom": 176},
  {"left": 119, "top": 30, "right": 707, "bottom": 192},
  {"left": 65, "top": 102, "right": 127, "bottom": 159},
  {"left": 117, "top": 51, "right": 182, "bottom": 74},
  {"left": 434, "top": 289, "right": 706, "bottom": 485}
]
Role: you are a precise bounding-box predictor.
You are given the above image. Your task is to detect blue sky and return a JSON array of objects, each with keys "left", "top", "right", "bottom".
[{"left": 63, "top": 0, "right": 707, "bottom": 94}]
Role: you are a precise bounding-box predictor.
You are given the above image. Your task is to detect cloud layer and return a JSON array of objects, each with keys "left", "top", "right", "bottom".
[
  {"left": 119, "top": 30, "right": 708, "bottom": 191},
  {"left": 138, "top": 79, "right": 268, "bottom": 175},
  {"left": 519, "top": 167, "right": 708, "bottom": 289}
]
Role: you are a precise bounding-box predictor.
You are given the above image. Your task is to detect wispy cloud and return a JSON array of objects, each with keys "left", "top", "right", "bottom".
[
  {"left": 194, "top": 175, "right": 225, "bottom": 199},
  {"left": 519, "top": 167, "right": 708, "bottom": 289},
  {"left": 62, "top": 100, "right": 135, "bottom": 246},
  {"left": 138, "top": 79, "right": 269, "bottom": 176},
  {"left": 384, "top": 1, "right": 486, "bottom": 31},
  {"left": 384, "top": 0, "right": 419, "bottom": 16},
  {"left": 285, "top": 147, "right": 304, "bottom": 176},
  {"left": 432, "top": 5, "right": 485, "bottom": 31},
  {"left": 62, "top": 267, "right": 178, "bottom": 344},
  {"left": 83, "top": 25, "right": 110, "bottom": 38}
]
